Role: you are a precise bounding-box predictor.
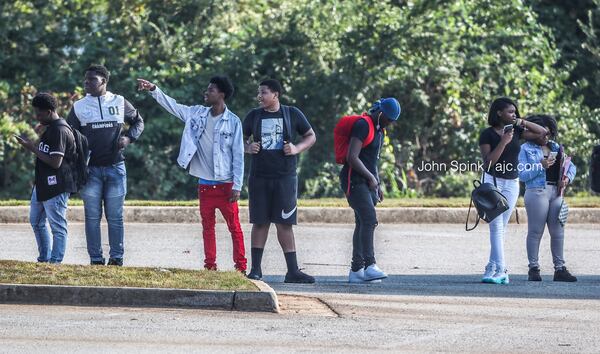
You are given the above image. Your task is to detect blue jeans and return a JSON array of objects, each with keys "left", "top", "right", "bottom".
[
  {"left": 80, "top": 162, "right": 127, "bottom": 261},
  {"left": 483, "top": 173, "right": 520, "bottom": 271},
  {"left": 30, "top": 187, "right": 70, "bottom": 263}
]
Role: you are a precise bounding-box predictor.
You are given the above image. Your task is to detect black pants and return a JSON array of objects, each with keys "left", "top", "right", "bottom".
[{"left": 346, "top": 182, "right": 379, "bottom": 271}]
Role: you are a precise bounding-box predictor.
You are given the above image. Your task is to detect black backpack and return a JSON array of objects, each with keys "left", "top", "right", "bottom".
[
  {"left": 72, "top": 128, "right": 90, "bottom": 191},
  {"left": 592, "top": 145, "right": 600, "bottom": 193},
  {"left": 465, "top": 175, "right": 509, "bottom": 231},
  {"left": 59, "top": 121, "right": 90, "bottom": 191}
]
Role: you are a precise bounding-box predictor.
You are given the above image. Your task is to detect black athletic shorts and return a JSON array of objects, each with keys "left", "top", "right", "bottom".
[{"left": 248, "top": 175, "right": 298, "bottom": 225}]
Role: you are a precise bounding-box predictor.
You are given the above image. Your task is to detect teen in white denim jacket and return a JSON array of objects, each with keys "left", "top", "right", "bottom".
[{"left": 148, "top": 85, "right": 244, "bottom": 191}]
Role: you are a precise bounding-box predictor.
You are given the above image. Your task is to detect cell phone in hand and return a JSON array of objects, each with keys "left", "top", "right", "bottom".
[
  {"left": 13, "top": 134, "right": 25, "bottom": 142},
  {"left": 548, "top": 151, "right": 558, "bottom": 160},
  {"left": 503, "top": 124, "right": 514, "bottom": 133}
]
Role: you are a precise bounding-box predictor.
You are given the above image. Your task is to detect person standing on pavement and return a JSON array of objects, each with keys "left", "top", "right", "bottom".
[
  {"left": 67, "top": 64, "right": 144, "bottom": 266},
  {"left": 243, "top": 79, "right": 317, "bottom": 283},
  {"left": 16, "top": 93, "right": 77, "bottom": 264},
  {"left": 478, "top": 97, "right": 545, "bottom": 284},
  {"left": 137, "top": 76, "right": 247, "bottom": 273},
  {"left": 338, "top": 98, "right": 400, "bottom": 283},
  {"left": 518, "top": 114, "right": 577, "bottom": 282}
]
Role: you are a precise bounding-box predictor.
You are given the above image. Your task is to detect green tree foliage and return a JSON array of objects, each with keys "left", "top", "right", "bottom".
[{"left": 0, "top": 0, "right": 597, "bottom": 199}]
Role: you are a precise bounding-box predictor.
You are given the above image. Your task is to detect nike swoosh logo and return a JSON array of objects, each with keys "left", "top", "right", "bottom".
[{"left": 281, "top": 206, "right": 297, "bottom": 220}]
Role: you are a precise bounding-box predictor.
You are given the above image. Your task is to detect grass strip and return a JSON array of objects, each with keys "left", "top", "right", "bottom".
[{"left": 0, "top": 260, "right": 257, "bottom": 291}]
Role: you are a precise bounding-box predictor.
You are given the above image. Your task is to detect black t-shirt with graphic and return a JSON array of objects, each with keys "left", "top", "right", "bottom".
[
  {"left": 243, "top": 106, "right": 312, "bottom": 178},
  {"left": 478, "top": 125, "right": 524, "bottom": 179},
  {"left": 35, "top": 119, "right": 77, "bottom": 201},
  {"left": 340, "top": 118, "right": 384, "bottom": 191}
]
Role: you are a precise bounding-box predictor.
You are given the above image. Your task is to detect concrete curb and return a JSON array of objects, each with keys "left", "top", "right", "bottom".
[
  {"left": 1, "top": 206, "right": 600, "bottom": 224},
  {"left": 238, "top": 280, "right": 280, "bottom": 313},
  {"left": 0, "top": 282, "right": 279, "bottom": 313}
]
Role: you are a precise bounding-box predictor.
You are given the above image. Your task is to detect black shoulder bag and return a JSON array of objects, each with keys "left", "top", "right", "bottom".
[{"left": 466, "top": 171, "right": 510, "bottom": 231}]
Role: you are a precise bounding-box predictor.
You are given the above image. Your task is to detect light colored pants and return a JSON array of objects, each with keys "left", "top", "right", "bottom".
[
  {"left": 483, "top": 173, "right": 520, "bottom": 271},
  {"left": 30, "top": 187, "right": 70, "bottom": 263},
  {"left": 80, "top": 162, "right": 127, "bottom": 261},
  {"left": 524, "top": 185, "right": 565, "bottom": 270}
]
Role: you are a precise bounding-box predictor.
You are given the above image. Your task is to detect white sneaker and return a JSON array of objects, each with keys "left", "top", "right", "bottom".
[
  {"left": 490, "top": 269, "right": 510, "bottom": 284},
  {"left": 482, "top": 263, "right": 496, "bottom": 283},
  {"left": 349, "top": 269, "right": 365, "bottom": 283},
  {"left": 364, "top": 264, "right": 388, "bottom": 281}
]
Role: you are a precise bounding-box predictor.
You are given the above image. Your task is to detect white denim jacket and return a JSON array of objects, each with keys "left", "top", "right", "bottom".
[{"left": 149, "top": 86, "right": 244, "bottom": 190}]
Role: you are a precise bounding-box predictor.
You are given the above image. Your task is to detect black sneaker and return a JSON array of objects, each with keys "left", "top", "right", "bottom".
[
  {"left": 284, "top": 269, "right": 315, "bottom": 284},
  {"left": 107, "top": 258, "right": 123, "bottom": 266},
  {"left": 90, "top": 258, "right": 105, "bottom": 265},
  {"left": 554, "top": 266, "right": 577, "bottom": 282},
  {"left": 528, "top": 267, "right": 542, "bottom": 281},
  {"left": 247, "top": 269, "right": 262, "bottom": 280}
]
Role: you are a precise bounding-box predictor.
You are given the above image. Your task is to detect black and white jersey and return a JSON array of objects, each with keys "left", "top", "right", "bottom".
[
  {"left": 35, "top": 119, "right": 77, "bottom": 201},
  {"left": 67, "top": 91, "right": 144, "bottom": 166}
]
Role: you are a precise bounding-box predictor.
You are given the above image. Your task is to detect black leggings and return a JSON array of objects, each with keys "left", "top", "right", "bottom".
[{"left": 346, "top": 182, "right": 379, "bottom": 271}]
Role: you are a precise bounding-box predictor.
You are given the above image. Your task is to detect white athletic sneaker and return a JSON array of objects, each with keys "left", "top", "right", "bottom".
[
  {"left": 482, "top": 263, "right": 496, "bottom": 283},
  {"left": 349, "top": 268, "right": 365, "bottom": 283},
  {"left": 490, "top": 269, "right": 510, "bottom": 284},
  {"left": 364, "top": 264, "right": 388, "bottom": 281}
]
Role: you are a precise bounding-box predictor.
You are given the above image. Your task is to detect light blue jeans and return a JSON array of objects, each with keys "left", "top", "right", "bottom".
[
  {"left": 80, "top": 162, "right": 127, "bottom": 261},
  {"left": 483, "top": 173, "right": 520, "bottom": 272},
  {"left": 30, "top": 187, "right": 70, "bottom": 263}
]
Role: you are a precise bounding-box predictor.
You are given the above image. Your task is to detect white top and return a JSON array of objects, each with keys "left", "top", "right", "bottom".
[{"left": 196, "top": 111, "right": 224, "bottom": 181}]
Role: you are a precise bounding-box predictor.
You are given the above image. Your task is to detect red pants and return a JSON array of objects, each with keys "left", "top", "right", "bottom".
[{"left": 198, "top": 183, "right": 247, "bottom": 271}]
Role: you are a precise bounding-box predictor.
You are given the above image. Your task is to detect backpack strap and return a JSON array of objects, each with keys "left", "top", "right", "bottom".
[
  {"left": 282, "top": 105, "right": 292, "bottom": 143},
  {"left": 557, "top": 144, "right": 565, "bottom": 196},
  {"left": 251, "top": 109, "right": 261, "bottom": 143},
  {"left": 54, "top": 119, "right": 77, "bottom": 161},
  {"left": 484, "top": 166, "right": 498, "bottom": 186},
  {"left": 346, "top": 167, "right": 353, "bottom": 197},
  {"left": 465, "top": 194, "right": 480, "bottom": 231},
  {"left": 361, "top": 115, "right": 376, "bottom": 147}
]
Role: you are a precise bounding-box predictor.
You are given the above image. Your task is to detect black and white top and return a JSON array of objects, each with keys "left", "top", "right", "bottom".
[
  {"left": 243, "top": 106, "right": 312, "bottom": 179},
  {"left": 35, "top": 119, "right": 77, "bottom": 201},
  {"left": 67, "top": 92, "right": 144, "bottom": 166}
]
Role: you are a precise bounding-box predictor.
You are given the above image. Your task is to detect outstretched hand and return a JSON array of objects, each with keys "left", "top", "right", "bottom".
[{"left": 137, "top": 78, "right": 156, "bottom": 91}]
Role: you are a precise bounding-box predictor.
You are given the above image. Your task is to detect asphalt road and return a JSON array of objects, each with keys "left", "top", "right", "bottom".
[{"left": 1, "top": 222, "right": 599, "bottom": 352}]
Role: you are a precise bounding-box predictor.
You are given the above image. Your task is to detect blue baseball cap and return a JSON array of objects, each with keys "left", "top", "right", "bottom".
[{"left": 369, "top": 97, "right": 401, "bottom": 121}]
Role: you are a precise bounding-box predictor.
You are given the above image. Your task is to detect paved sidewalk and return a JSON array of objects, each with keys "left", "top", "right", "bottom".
[
  {"left": 1, "top": 222, "right": 600, "bottom": 352},
  {"left": 2, "top": 222, "right": 599, "bottom": 298}
]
